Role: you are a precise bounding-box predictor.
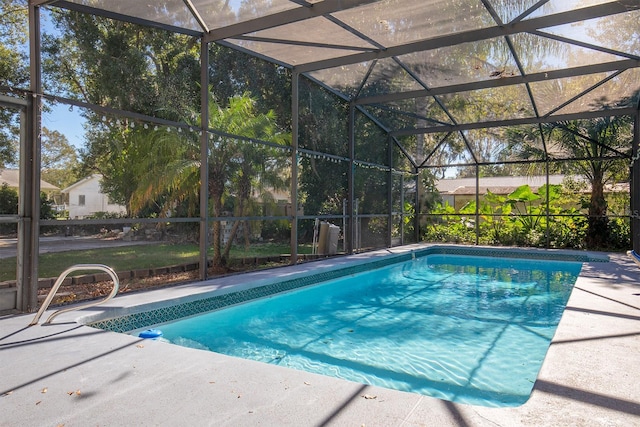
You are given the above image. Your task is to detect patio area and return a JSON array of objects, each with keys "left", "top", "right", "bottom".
[{"left": 1, "top": 247, "right": 639, "bottom": 426}]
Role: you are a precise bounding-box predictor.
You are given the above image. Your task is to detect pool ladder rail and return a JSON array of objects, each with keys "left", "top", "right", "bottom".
[
  {"left": 29, "top": 264, "right": 120, "bottom": 326},
  {"left": 628, "top": 250, "right": 640, "bottom": 269}
]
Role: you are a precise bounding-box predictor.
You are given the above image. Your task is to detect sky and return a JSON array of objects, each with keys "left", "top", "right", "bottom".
[
  {"left": 42, "top": 103, "right": 87, "bottom": 149},
  {"left": 36, "top": 9, "right": 86, "bottom": 150}
]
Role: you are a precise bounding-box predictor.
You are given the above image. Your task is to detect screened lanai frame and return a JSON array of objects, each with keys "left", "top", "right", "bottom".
[{"left": 5, "top": 0, "right": 640, "bottom": 313}]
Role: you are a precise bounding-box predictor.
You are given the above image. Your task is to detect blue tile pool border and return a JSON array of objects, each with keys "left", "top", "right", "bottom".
[{"left": 87, "top": 246, "right": 606, "bottom": 333}]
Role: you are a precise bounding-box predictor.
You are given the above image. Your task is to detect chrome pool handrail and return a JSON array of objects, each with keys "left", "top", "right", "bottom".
[
  {"left": 627, "top": 250, "right": 640, "bottom": 271},
  {"left": 29, "top": 264, "right": 120, "bottom": 326}
]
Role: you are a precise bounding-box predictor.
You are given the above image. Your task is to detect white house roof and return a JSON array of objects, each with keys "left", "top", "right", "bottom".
[
  {"left": 435, "top": 174, "right": 569, "bottom": 194},
  {"left": 61, "top": 174, "right": 102, "bottom": 193},
  {"left": 435, "top": 174, "right": 627, "bottom": 195},
  {"left": 0, "top": 169, "right": 59, "bottom": 191}
]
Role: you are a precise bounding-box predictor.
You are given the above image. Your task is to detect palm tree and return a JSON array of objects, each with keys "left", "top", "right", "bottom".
[
  {"left": 507, "top": 112, "right": 632, "bottom": 249},
  {"left": 128, "top": 93, "right": 290, "bottom": 267},
  {"left": 220, "top": 127, "right": 289, "bottom": 261},
  {"left": 545, "top": 115, "right": 631, "bottom": 248}
]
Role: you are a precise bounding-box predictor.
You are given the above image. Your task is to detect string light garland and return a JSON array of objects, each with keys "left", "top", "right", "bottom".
[{"left": 297, "top": 150, "right": 418, "bottom": 175}]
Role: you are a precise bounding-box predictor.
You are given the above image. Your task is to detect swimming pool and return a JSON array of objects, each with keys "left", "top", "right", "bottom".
[{"left": 116, "top": 249, "right": 584, "bottom": 407}]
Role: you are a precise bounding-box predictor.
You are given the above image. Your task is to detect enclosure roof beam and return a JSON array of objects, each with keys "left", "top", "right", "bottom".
[
  {"left": 390, "top": 107, "right": 638, "bottom": 137},
  {"left": 295, "top": 2, "right": 639, "bottom": 73},
  {"left": 183, "top": 0, "right": 209, "bottom": 33},
  {"left": 30, "top": 0, "right": 59, "bottom": 6},
  {"left": 354, "top": 59, "right": 640, "bottom": 106},
  {"left": 203, "top": 0, "right": 379, "bottom": 43},
  {"left": 46, "top": 0, "right": 204, "bottom": 37},
  {"left": 0, "top": 94, "right": 28, "bottom": 108}
]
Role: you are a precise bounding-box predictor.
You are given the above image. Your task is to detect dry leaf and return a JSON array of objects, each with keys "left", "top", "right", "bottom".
[
  {"left": 361, "top": 394, "right": 377, "bottom": 400},
  {"left": 35, "top": 400, "right": 41, "bottom": 405},
  {"left": 136, "top": 344, "right": 144, "bottom": 348},
  {"left": 67, "top": 391, "right": 74, "bottom": 396},
  {"left": 304, "top": 381, "right": 311, "bottom": 386},
  {"left": 41, "top": 388, "right": 47, "bottom": 394}
]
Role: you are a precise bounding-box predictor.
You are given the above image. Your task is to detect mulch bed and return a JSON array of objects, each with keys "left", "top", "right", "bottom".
[
  {"left": 37, "top": 259, "right": 292, "bottom": 307},
  {"left": 35, "top": 253, "right": 334, "bottom": 307},
  {"left": 38, "top": 270, "right": 201, "bottom": 306}
]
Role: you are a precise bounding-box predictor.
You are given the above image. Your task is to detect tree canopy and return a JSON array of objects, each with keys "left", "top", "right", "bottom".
[{"left": 0, "top": 0, "right": 29, "bottom": 166}]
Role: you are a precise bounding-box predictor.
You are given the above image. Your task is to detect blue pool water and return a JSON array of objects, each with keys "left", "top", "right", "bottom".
[{"left": 143, "top": 254, "right": 582, "bottom": 407}]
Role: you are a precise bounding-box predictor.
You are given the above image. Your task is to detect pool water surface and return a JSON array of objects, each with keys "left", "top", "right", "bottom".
[{"left": 136, "top": 254, "right": 582, "bottom": 407}]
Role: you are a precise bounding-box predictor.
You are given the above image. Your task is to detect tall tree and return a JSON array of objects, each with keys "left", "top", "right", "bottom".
[
  {"left": 297, "top": 78, "right": 350, "bottom": 217},
  {"left": 222, "top": 136, "right": 289, "bottom": 259},
  {"left": 43, "top": 9, "right": 292, "bottom": 209},
  {"left": 128, "top": 93, "right": 290, "bottom": 268},
  {"left": 43, "top": 9, "right": 201, "bottom": 198},
  {"left": 546, "top": 116, "right": 632, "bottom": 248},
  {"left": 40, "top": 128, "right": 80, "bottom": 188},
  {"left": 507, "top": 110, "right": 633, "bottom": 249},
  {"left": 0, "top": 0, "right": 29, "bottom": 166}
]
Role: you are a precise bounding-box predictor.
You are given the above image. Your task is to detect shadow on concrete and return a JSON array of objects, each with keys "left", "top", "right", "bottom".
[
  {"left": 316, "top": 383, "right": 368, "bottom": 427},
  {"left": 534, "top": 379, "right": 640, "bottom": 416},
  {"left": 0, "top": 338, "right": 143, "bottom": 396},
  {"left": 0, "top": 325, "right": 102, "bottom": 349}
]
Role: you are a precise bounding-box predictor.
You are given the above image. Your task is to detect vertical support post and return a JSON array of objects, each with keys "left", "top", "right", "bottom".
[
  {"left": 19, "top": 4, "right": 42, "bottom": 312},
  {"left": 387, "top": 135, "right": 393, "bottom": 247},
  {"left": 475, "top": 164, "right": 479, "bottom": 245},
  {"left": 632, "top": 112, "right": 640, "bottom": 253},
  {"left": 413, "top": 167, "right": 420, "bottom": 243},
  {"left": 347, "top": 103, "right": 355, "bottom": 254},
  {"left": 290, "top": 72, "right": 299, "bottom": 264},
  {"left": 400, "top": 173, "right": 405, "bottom": 246},
  {"left": 545, "top": 159, "right": 550, "bottom": 248},
  {"left": 414, "top": 167, "right": 420, "bottom": 244},
  {"left": 198, "top": 39, "right": 209, "bottom": 279}
]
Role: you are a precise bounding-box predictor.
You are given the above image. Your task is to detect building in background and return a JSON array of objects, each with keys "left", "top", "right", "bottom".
[
  {"left": 0, "top": 168, "right": 59, "bottom": 194},
  {"left": 61, "top": 174, "right": 126, "bottom": 219}
]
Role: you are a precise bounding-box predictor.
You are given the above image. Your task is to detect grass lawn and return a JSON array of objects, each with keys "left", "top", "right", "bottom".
[{"left": 0, "top": 242, "right": 312, "bottom": 282}]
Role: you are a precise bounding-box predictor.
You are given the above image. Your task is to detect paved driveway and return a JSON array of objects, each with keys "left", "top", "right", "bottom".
[{"left": 0, "top": 236, "right": 154, "bottom": 259}]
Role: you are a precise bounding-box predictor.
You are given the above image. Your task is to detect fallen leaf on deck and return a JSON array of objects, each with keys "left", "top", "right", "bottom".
[
  {"left": 361, "top": 394, "right": 377, "bottom": 400},
  {"left": 41, "top": 388, "right": 47, "bottom": 394}
]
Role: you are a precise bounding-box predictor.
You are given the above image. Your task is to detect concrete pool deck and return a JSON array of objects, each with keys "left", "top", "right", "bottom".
[{"left": 1, "top": 245, "right": 639, "bottom": 426}]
